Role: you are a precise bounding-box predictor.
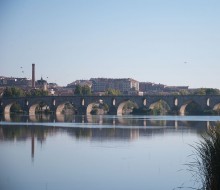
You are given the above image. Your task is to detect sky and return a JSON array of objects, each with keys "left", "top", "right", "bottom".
[{"left": 0, "top": 0, "right": 220, "bottom": 88}]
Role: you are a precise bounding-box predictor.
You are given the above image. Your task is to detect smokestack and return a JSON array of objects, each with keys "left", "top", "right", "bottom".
[{"left": 32, "top": 63, "right": 35, "bottom": 88}]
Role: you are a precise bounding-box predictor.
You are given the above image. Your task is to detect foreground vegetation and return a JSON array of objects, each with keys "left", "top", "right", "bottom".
[{"left": 188, "top": 125, "right": 220, "bottom": 190}]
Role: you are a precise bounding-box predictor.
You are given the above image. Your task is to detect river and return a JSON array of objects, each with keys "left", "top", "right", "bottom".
[{"left": 0, "top": 114, "right": 220, "bottom": 190}]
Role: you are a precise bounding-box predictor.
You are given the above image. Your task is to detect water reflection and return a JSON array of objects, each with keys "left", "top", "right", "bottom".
[
  {"left": 1, "top": 114, "right": 220, "bottom": 190},
  {"left": 1, "top": 114, "right": 220, "bottom": 162},
  {"left": 1, "top": 113, "right": 219, "bottom": 129}
]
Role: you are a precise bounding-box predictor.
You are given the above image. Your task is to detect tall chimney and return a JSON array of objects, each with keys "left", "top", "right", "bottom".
[{"left": 32, "top": 63, "right": 35, "bottom": 88}]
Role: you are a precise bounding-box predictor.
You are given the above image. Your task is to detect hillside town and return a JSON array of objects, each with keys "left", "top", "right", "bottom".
[
  {"left": 0, "top": 64, "right": 219, "bottom": 97},
  {"left": 0, "top": 75, "right": 192, "bottom": 96}
]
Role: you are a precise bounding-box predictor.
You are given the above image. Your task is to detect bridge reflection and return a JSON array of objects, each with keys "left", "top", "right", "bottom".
[
  {"left": 1, "top": 114, "right": 219, "bottom": 161},
  {"left": 1, "top": 113, "right": 218, "bottom": 129}
]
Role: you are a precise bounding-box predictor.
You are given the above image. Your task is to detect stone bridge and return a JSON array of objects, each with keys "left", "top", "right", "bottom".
[{"left": 0, "top": 95, "right": 220, "bottom": 115}]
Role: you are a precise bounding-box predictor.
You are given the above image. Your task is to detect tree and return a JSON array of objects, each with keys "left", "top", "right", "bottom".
[
  {"left": 3, "top": 87, "right": 25, "bottom": 97},
  {"left": 36, "top": 101, "right": 50, "bottom": 114},
  {"left": 10, "top": 103, "right": 22, "bottom": 113},
  {"left": 26, "top": 89, "right": 48, "bottom": 96},
  {"left": 82, "top": 85, "right": 92, "bottom": 95},
  {"left": 123, "top": 101, "right": 137, "bottom": 113},
  {"left": 105, "top": 88, "right": 121, "bottom": 96},
  {"left": 179, "top": 89, "right": 190, "bottom": 95},
  {"left": 185, "top": 101, "right": 203, "bottom": 115},
  {"left": 193, "top": 88, "right": 206, "bottom": 95},
  {"left": 74, "top": 85, "right": 92, "bottom": 95},
  {"left": 205, "top": 88, "right": 220, "bottom": 95},
  {"left": 103, "top": 103, "right": 109, "bottom": 113},
  {"left": 74, "top": 85, "right": 82, "bottom": 95},
  {"left": 193, "top": 88, "right": 220, "bottom": 95}
]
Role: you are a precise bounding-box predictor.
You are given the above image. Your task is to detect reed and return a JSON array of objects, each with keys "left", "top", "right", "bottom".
[{"left": 188, "top": 124, "right": 220, "bottom": 190}]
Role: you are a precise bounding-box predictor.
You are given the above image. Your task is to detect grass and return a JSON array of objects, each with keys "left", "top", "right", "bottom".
[{"left": 188, "top": 124, "right": 220, "bottom": 190}]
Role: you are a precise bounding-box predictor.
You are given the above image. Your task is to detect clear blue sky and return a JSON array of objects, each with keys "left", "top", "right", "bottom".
[{"left": 1, "top": 0, "right": 220, "bottom": 88}]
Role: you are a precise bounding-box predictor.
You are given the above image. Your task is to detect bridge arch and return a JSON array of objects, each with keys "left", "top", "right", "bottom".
[
  {"left": 4, "top": 103, "right": 13, "bottom": 114},
  {"left": 117, "top": 100, "right": 138, "bottom": 115},
  {"left": 56, "top": 103, "right": 66, "bottom": 114},
  {"left": 213, "top": 103, "right": 220, "bottom": 112},
  {"left": 179, "top": 101, "right": 190, "bottom": 115},
  {"left": 29, "top": 100, "right": 50, "bottom": 115},
  {"left": 1, "top": 95, "right": 220, "bottom": 116},
  {"left": 56, "top": 102, "right": 77, "bottom": 115},
  {"left": 4, "top": 103, "right": 14, "bottom": 114},
  {"left": 4, "top": 101, "right": 23, "bottom": 114},
  {"left": 179, "top": 100, "right": 202, "bottom": 115},
  {"left": 87, "top": 103, "right": 98, "bottom": 115},
  {"left": 149, "top": 100, "right": 171, "bottom": 115},
  {"left": 86, "top": 99, "right": 107, "bottom": 115}
]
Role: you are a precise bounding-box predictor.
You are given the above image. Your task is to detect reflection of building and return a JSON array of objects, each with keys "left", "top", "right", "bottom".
[{"left": 90, "top": 78, "right": 139, "bottom": 94}]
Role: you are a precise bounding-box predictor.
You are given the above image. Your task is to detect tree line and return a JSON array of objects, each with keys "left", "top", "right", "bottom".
[
  {"left": 2, "top": 87, "right": 48, "bottom": 97},
  {"left": 178, "top": 88, "right": 220, "bottom": 95},
  {"left": 73, "top": 85, "right": 121, "bottom": 96},
  {"left": 2, "top": 86, "right": 220, "bottom": 98}
]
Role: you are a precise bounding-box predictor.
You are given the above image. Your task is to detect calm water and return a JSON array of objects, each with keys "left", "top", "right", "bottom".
[{"left": 0, "top": 114, "right": 220, "bottom": 190}]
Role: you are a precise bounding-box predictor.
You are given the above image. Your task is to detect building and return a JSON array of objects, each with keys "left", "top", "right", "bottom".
[
  {"left": 56, "top": 87, "right": 74, "bottom": 96},
  {"left": 48, "top": 83, "right": 58, "bottom": 89},
  {"left": 36, "top": 77, "right": 47, "bottom": 91},
  {"left": 140, "top": 82, "right": 189, "bottom": 94},
  {"left": 139, "top": 82, "right": 166, "bottom": 94},
  {"left": 0, "top": 76, "right": 32, "bottom": 89},
  {"left": 90, "top": 78, "right": 139, "bottom": 94},
  {"left": 67, "top": 80, "right": 92, "bottom": 89}
]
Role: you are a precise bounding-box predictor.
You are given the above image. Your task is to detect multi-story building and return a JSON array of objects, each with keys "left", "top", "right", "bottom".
[
  {"left": 139, "top": 82, "right": 165, "bottom": 93},
  {"left": 0, "top": 76, "right": 32, "bottom": 89},
  {"left": 90, "top": 78, "right": 139, "bottom": 94},
  {"left": 140, "top": 82, "right": 189, "bottom": 94}
]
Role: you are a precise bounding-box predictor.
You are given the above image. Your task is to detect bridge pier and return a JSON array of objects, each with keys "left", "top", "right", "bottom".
[
  {"left": 108, "top": 106, "right": 118, "bottom": 115},
  {"left": 77, "top": 106, "right": 87, "bottom": 115},
  {"left": 50, "top": 105, "right": 56, "bottom": 114},
  {"left": 23, "top": 106, "right": 29, "bottom": 115},
  {"left": 170, "top": 106, "right": 179, "bottom": 115},
  {"left": 0, "top": 106, "right": 4, "bottom": 114}
]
